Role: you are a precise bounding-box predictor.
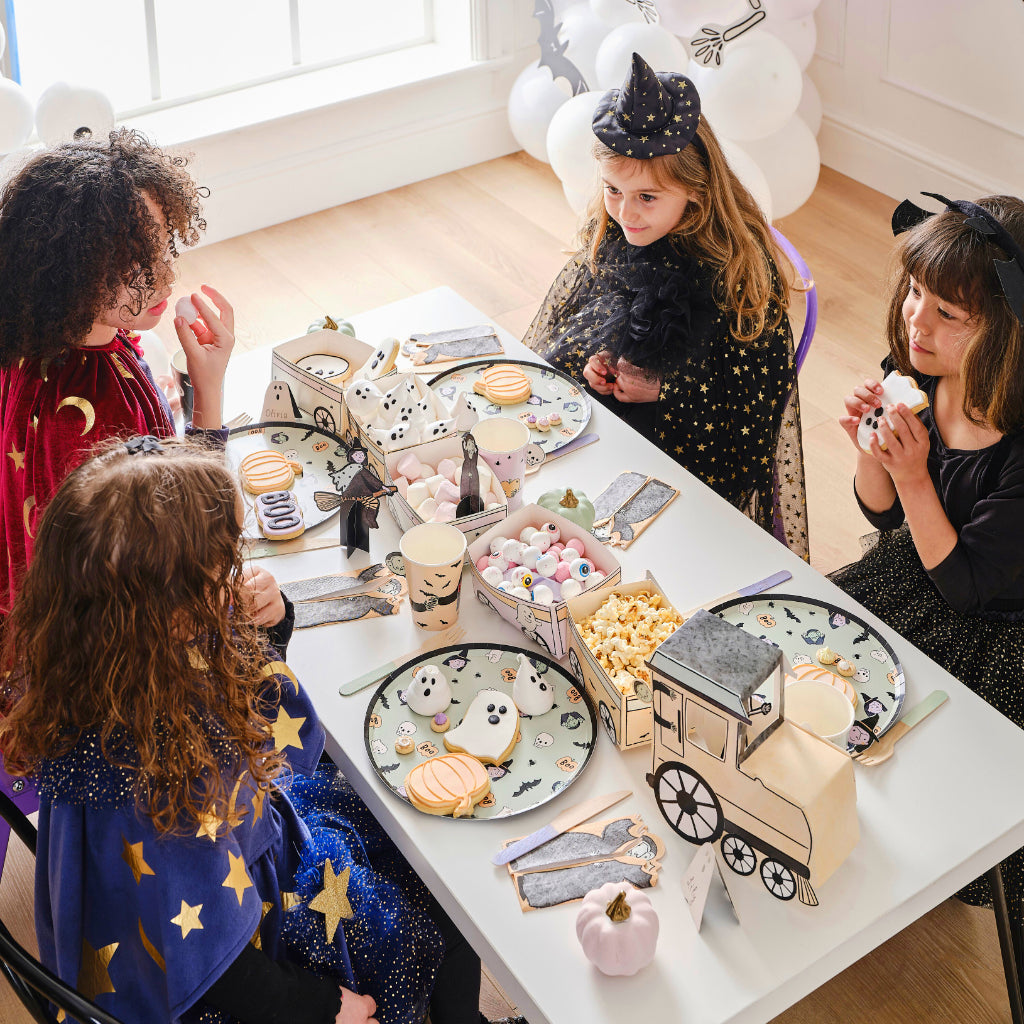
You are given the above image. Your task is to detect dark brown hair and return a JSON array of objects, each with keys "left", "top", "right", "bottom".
[
  {"left": 886, "top": 195, "right": 1024, "bottom": 433},
  {"left": 0, "top": 438, "right": 286, "bottom": 836},
  {"left": 583, "top": 116, "right": 791, "bottom": 344},
  {"left": 0, "top": 128, "right": 206, "bottom": 365}
]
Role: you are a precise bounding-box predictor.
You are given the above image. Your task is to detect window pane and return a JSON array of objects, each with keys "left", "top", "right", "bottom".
[
  {"left": 13, "top": 0, "right": 150, "bottom": 111},
  {"left": 153, "top": 0, "right": 292, "bottom": 102},
  {"left": 297, "top": 0, "right": 428, "bottom": 64}
]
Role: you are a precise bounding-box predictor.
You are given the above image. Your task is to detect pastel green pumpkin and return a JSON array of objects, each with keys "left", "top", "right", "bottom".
[
  {"left": 306, "top": 314, "right": 356, "bottom": 337},
  {"left": 538, "top": 487, "right": 595, "bottom": 532}
]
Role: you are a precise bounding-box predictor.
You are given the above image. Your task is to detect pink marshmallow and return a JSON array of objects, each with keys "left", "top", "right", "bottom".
[
  {"left": 393, "top": 475, "right": 409, "bottom": 498},
  {"left": 436, "top": 480, "right": 461, "bottom": 505},
  {"left": 437, "top": 458, "right": 458, "bottom": 481},
  {"left": 395, "top": 452, "right": 423, "bottom": 481},
  {"left": 476, "top": 555, "right": 491, "bottom": 572},
  {"left": 434, "top": 501, "right": 457, "bottom": 521},
  {"left": 566, "top": 537, "right": 586, "bottom": 554},
  {"left": 553, "top": 562, "right": 572, "bottom": 583}
]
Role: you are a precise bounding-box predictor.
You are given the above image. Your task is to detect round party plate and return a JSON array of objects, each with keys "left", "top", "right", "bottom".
[
  {"left": 427, "top": 359, "right": 591, "bottom": 456},
  {"left": 364, "top": 643, "right": 597, "bottom": 819},
  {"left": 226, "top": 421, "right": 359, "bottom": 541},
  {"left": 710, "top": 594, "right": 906, "bottom": 754}
]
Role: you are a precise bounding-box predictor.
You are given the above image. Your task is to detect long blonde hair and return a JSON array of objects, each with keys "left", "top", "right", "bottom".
[{"left": 582, "top": 116, "right": 790, "bottom": 344}]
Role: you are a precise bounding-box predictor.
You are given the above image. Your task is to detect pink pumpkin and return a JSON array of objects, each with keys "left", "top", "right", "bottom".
[{"left": 575, "top": 882, "right": 658, "bottom": 976}]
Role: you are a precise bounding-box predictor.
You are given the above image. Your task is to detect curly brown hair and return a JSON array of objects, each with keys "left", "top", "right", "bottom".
[
  {"left": 0, "top": 437, "right": 286, "bottom": 837},
  {"left": 583, "top": 116, "right": 791, "bottom": 344},
  {"left": 886, "top": 195, "right": 1024, "bottom": 434},
  {"left": 0, "top": 128, "right": 207, "bottom": 366}
]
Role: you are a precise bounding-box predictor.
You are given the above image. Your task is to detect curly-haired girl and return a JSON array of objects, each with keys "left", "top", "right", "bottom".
[
  {"left": 524, "top": 54, "right": 807, "bottom": 557},
  {"left": 0, "top": 437, "right": 482, "bottom": 1024},
  {"left": 0, "top": 128, "right": 235, "bottom": 614}
]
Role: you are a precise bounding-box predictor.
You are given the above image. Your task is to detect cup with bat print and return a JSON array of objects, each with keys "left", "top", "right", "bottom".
[
  {"left": 388, "top": 523, "right": 468, "bottom": 631},
  {"left": 470, "top": 416, "right": 544, "bottom": 514}
]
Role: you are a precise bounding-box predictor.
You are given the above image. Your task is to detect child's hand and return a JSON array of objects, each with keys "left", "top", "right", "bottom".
[
  {"left": 838, "top": 378, "right": 884, "bottom": 450},
  {"left": 335, "top": 988, "right": 377, "bottom": 1024},
  {"left": 175, "top": 285, "right": 235, "bottom": 427},
  {"left": 583, "top": 351, "right": 617, "bottom": 395},
  {"left": 611, "top": 359, "right": 660, "bottom": 404},
  {"left": 240, "top": 565, "right": 286, "bottom": 628},
  {"left": 870, "top": 402, "right": 931, "bottom": 485}
]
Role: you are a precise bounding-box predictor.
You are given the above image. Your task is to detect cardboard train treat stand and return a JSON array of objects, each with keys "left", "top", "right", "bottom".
[{"left": 468, "top": 504, "right": 621, "bottom": 660}]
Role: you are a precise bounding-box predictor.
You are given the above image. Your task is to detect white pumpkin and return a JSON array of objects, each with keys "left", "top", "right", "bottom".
[{"left": 575, "top": 882, "right": 658, "bottom": 976}]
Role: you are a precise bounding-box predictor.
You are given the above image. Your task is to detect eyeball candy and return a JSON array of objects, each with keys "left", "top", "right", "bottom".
[
  {"left": 559, "top": 546, "right": 580, "bottom": 563},
  {"left": 560, "top": 578, "right": 583, "bottom": 599},
  {"left": 535, "top": 553, "right": 558, "bottom": 577},
  {"left": 501, "top": 538, "right": 524, "bottom": 563},
  {"left": 570, "top": 558, "right": 595, "bottom": 582},
  {"left": 520, "top": 545, "right": 542, "bottom": 570},
  {"left": 509, "top": 566, "right": 533, "bottom": 587},
  {"left": 481, "top": 565, "right": 504, "bottom": 587},
  {"left": 528, "top": 531, "right": 552, "bottom": 552},
  {"left": 487, "top": 553, "right": 508, "bottom": 572},
  {"left": 541, "top": 522, "right": 561, "bottom": 544},
  {"left": 489, "top": 536, "right": 509, "bottom": 556},
  {"left": 533, "top": 584, "right": 554, "bottom": 605},
  {"left": 175, "top": 297, "right": 199, "bottom": 324},
  {"left": 497, "top": 580, "right": 514, "bottom": 593}
]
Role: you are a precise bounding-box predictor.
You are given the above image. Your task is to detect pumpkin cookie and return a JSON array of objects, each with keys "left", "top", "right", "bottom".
[
  {"left": 405, "top": 753, "right": 490, "bottom": 817},
  {"left": 473, "top": 364, "right": 532, "bottom": 405},
  {"left": 240, "top": 450, "right": 304, "bottom": 494}
]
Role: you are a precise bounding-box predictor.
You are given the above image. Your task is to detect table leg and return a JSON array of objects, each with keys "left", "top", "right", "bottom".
[{"left": 988, "top": 865, "right": 1024, "bottom": 1024}]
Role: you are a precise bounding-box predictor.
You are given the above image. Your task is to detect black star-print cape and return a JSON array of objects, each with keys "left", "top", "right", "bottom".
[{"left": 524, "top": 223, "right": 808, "bottom": 559}]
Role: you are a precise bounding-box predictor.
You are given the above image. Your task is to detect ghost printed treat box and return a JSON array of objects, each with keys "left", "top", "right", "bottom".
[{"left": 468, "top": 504, "right": 621, "bottom": 660}]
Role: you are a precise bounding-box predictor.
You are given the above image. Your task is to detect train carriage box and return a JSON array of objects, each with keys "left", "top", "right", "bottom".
[
  {"left": 383, "top": 433, "right": 508, "bottom": 543},
  {"left": 565, "top": 575, "right": 682, "bottom": 751},
  {"left": 271, "top": 328, "right": 382, "bottom": 439},
  {"left": 468, "top": 504, "right": 621, "bottom": 660}
]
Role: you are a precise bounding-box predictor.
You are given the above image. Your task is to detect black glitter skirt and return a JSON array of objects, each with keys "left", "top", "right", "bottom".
[{"left": 829, "top": 526, "right": 1024, "bottom": 906}]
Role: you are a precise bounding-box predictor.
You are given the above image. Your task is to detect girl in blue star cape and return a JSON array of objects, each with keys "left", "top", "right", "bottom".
[{"left": 0, "top": 437, "right": 482, "bottom": 1024}]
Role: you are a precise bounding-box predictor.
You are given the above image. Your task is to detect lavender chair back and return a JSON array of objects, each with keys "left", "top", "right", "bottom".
[{"left": 770, "top": 227, "right": 817, "bottom": 372}]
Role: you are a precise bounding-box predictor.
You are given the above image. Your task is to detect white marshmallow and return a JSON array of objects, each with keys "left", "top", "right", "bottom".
[
  {"left": 520, "top": 545, "right": 542, "bottom": 570},
  {"left": 406, "top": 481, "right": 431, "bottom": 507},
  {"left": 175, "top": 297, "right": 199, "bottom": 324},
  {"left": 532, "top": 585, "right": 554, "bottom": 605},
  {"left": 560, "top": 578, "right": 582, "bottom": 599},
  {"left": 529, "top": 531, "right": 551, "bottom": 552},
  {"left": 488, "top": 536, "right": 509, "bottom": 556},
  {"left": 481, "top": 565, "right": 504, "bottom": 587},
  {"left": 535, "top": 553, "right": 558, "bottom": 577}
]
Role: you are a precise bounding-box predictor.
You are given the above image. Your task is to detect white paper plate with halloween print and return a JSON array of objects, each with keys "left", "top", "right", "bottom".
[
  {"left": 710, "top": 594, "right": 906, "bottom": 754},
  {"left": 364, "top": 643, "right": 598, "bottom": 819},
  {"left": 427, "top": 359, "right": 591, "bottom": 456}
]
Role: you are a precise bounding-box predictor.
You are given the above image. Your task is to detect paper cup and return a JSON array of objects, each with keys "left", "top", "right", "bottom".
[
  {"left": 470, "top": 417, "right": 532, "bottom": 513},
  {"left": 394, "top": 523, "right": 468, "bottom": 630},
  {"left": 785, "top": 678, "right": 856, "bottom": 749},
  {"left": 170, "top": 348, "right": 194, "bottom": 422}
]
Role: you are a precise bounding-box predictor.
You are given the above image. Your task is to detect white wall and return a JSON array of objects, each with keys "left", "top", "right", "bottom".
[{"left": 812, "top": 0, "right": 1024, "bottom": 201}]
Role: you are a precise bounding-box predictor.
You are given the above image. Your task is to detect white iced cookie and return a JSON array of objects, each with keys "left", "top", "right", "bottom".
[
  {"left": 512, "top": 652, "right": 554, "bottom": 717},
  {"left": 444, "top": 688, "right": 520, "bottom": 764},
  {"left": 857, "top": 370, "right": 929, "bottom": 453},
  {"left": 351, "top": 337, "right": 400, "bottom": 381},
  {"left": 406, "top": 665, "right": 452, "bottom": 717},
  {"left": 345, "top": 379, "right": 384, "bottom": 422}
]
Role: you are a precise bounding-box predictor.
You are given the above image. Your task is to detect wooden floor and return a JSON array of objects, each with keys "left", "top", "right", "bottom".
[{"left": 0, "top": 156, "right": 1012, "bottom": 1022}]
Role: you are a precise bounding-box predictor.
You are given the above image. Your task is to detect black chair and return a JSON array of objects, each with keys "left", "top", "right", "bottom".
[{"left": 0, "top": 789, "right": 125, "bottom": 1024}]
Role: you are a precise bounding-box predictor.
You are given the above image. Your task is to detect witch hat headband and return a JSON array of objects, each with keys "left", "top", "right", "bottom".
[
  {"left": 592, "top": 53, "right": 701, "bottom": 159},
  {"left": 893, "top": 192, "right": 1024, "bottom": 324}
]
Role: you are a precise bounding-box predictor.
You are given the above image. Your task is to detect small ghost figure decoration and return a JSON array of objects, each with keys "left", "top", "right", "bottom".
[
  {"left": 512, "top": 652, "right": 554, "bottom": 717},
  {"left": 405, "top": 665, "right": 452, "bottom": 718}
]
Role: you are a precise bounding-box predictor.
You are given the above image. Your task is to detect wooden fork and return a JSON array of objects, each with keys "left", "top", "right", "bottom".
[{"left": 852, "top": 690, "right": 948, "bottom": 765}]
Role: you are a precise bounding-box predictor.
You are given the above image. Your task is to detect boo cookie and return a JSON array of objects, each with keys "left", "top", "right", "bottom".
[
  {"left": 255, "top": 490, "right": 306, "bottom": 540},
  {"left": 857, "top": 370, "right": 929, "bottom": 452}
]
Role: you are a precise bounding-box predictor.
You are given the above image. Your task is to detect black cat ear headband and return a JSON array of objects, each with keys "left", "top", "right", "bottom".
[{"left": 892, "top": 192, "right": 1024, "bottom": 324}]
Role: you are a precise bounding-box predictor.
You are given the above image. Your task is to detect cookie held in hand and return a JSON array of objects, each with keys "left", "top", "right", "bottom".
[{"left": 857, "top": 370, "right": 929, "bottom": 452}]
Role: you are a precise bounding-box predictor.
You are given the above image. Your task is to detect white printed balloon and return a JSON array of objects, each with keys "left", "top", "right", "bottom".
[
  {"left": 508, "top": 62, "right": 572, "bottom": 163},
  {"left": 593, "top": 23, "right": 690, "bottom": 90},
  {"left": 762, "top": 14, "right": 817, "bottom": 70},
  {"left": 718, "top": 135, "right": 773, "bottom": 221},
  {"left": 762, "top": 0, "right": 822, "bottom": 19},
  {"left": 656, "top": 0, "right": 749, "bottom": 37},
  {"left": 589, "top": 0, "right": 644, "bottom": 27},
  {"left": 35, "top": 82, "right": 115, "bottom": 146},
  {"left": 560, "top": 3, "right": 614, "bottom": 92},
  {"left": 687, "top": 33, "right": 802, "bottom": 141},
  {"left": 0, "top": 21, "right": 6, "bottom": 61},
  {"left": 546, "top": 90, "right": 604, "bottom": 196},
  {"left": 0, "top": 78, "right": 34, "bottom": 154},
  {"left": 563, "top": 181, "right": 591, "bottom": 217},
  {"left": 797, "top": 72, "right": 822, "bottom": 135},
  {"left": 742, "top": 114, "right": 820, "bottom": 218}
]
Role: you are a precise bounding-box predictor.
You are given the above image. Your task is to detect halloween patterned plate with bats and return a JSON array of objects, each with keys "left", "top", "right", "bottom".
[
  {"left": 364, "top": 643, "right": 598, "bottom": 819},
  {"left": 427, "top": 359, "right": 591, "bottom": 456},
  {"left": 710, "top": 594, "right": 906, "bottom": 754},
  {"left": 226, "top": 421, "right": 357, "bottom": 541}
]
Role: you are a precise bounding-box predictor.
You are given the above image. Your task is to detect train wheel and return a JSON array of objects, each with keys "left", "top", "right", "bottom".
[
  {"left": 314, "top": 406, "right": 336, "bottom": 433},
  {"left": 760, "top": 858, "right": 797, "bottom": 901},
  {"left": 568, "top": 648, "right": 584, "bottom": 685},
  {"left": 721, "top": 834, "right": 756, "bottom": 876},
  {"left": 652, "top": 762, "right": 723, "bottom": 844}
]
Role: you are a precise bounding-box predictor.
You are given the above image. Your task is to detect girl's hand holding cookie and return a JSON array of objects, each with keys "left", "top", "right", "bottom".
[
  {"left": 174, "top": 284, "right": 235, "bottom": 427},
  {"left": 839, "top": 378, "right": 884, "bottom": 449},
  {"left": 871, "top": 402, "right": 931, "bottom": 485},
  {"left": 583, "top": 350, "right": 617, "bottom": 395},
  {"left": 336, "top": 988, "right": 377, "bottom": 1024}
]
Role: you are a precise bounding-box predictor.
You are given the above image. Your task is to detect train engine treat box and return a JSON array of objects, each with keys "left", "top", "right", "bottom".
[
  {"left": 383, "top": 433, "right": 508, "bottom": 542},
  {"left": 468, "top": 504, "right": 621, "bottom": 659},
  {"left": 271, "top": 328, "right": 379, "bottom": 437},
  {"left": 566, "top": 575, "right": 683, "bottom": 751},
  {"left": 646, "top": 610, "right": 858, "bottom": 906}
]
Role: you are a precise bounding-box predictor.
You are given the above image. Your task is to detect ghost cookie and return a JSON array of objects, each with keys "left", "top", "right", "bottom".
[
  {"left": 444, "top": 688, "right": 520, "bottom": 764},
  {"left": 240, "top": 450, "right": 304, "bottom": 494},
  {"left": 404, "top": 753, "right": 491, "bottom": 817},
  {"left": 406, "top": 665, "right": 452, "bottom": 717},
  {"left": 472, "top": 364, "right": 532, "bottom": 405},
  {"left": 512, "top": 652, "right": 554, "bottom": 717},
  {"left": 255, "top": 490, "right": 306, "bottom": 540},
  {"left": 857, "top": 370, "right": 929, "bottom": 453},
  {"left": 351, "top": 337, "right": 400, "bottom": 382}
]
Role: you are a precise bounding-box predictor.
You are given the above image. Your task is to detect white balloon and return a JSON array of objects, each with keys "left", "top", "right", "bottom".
[
  {"left": 656, "top": 0, "right": 749, "bottom": 38},
  {"left": 589, "top": 0, "right": 644, "bottom": 27},
  {"left": 546, "top": 90, "right": 604, "bottom": 197},
  {"left": 762, "top": 15, "right": 817, "bottom": 70},
  {"left": 688, "top": 33, "right": 802, "bottom": 141},
  {"left": 562, "top": 181, "right": 591, "bottom": 216},
  {"left": 0, "top": 79, "right": 34, "bottom": 154},
  {"left": 741, "top": 115, "right": 820, "bottom": 218},
  {"left": 762, "top": 0, "right": 822, "bottom": 19},
  {"left": 797, "top": 72, "right": 822, "bottom": 135},
  {"left": 594, "top": 23, "right": 690, "bottom": 90},
  {"left": 560, "top": 3, "right": 614, "bottom": 93},
  {"left": 0, "top": 22, "right": 6, "bottom": 62},
  {"left": 718, "top": 135, "right": 773, "bottom": 222},
  {"left": 35, "top": 82, "right": 115, "bottom": 146},
  {"left": 508, "top": 62, "right": 572, "bottom": 163}
]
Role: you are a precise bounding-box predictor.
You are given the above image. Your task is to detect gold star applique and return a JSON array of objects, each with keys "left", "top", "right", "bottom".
[
  {"left": 308, "top": 859, "right": 354, "bottom": 943},
  {"left": 78, "top": 939, "right": 118, "bottom": 1001},
  {"left": 251, "top": 901, "right": 274, "bottom": 950},
  {"left": 170, "top": 900, "right": 204, "bottom": 939},
  {"left": 280, "top": 890, "right": 302, "bottom": 911},
  {"left": 252, "top": 785, "right": 267, "bottom": 821},
  {"left": 138, "top": 919, "right": 166, "bottom": 972},
  {"left": 196, "top": 808, "right": 222, "bottom": 842},
  {"left": 6, "top": 445, "right": 24, "bottom": 471},
  {"left": 225, "top": 777, "right": 248, "bottom": 830},
  {"left": 121, "top": 836, "right": 155, "bottom": 885},
  {"left": 223, "top": 851, "right": 253, "bottom": 906},
  {"left": 262, "top": 660, "right": 299, "bottom": 695},
  {"left": 271, "top": 707, "right": 305, "bottom": 752}
]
